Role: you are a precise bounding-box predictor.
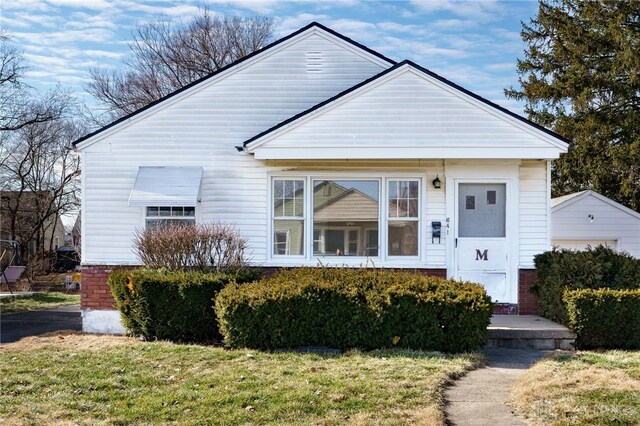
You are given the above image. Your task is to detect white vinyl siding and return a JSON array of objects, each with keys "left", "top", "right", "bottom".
[
  {"left": 552, "top": 193, "right": 640, "bottom": 258},
  {"left": 77, "top": 25, "right": 561, "bottom": 274},
  {"left": 519, "top": 160, "right": 549, "bottom": 267},
  {"left": 552, "top": 240, "right": 618, "bottom": 251},
  {"left": 248, "top": 67, "right": 566, "bottom": 160},
  {"left": 80, "top": 31, "right": 386, "bottom": 264}
]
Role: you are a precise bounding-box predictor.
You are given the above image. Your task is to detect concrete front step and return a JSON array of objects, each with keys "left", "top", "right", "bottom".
[{"left": 486, "top": 315, "right": 576, "bottom": 350}]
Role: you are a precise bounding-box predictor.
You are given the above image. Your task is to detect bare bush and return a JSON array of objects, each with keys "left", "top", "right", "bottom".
[{"left": 133, "top": 222, "right": 248, "bottom": 272}]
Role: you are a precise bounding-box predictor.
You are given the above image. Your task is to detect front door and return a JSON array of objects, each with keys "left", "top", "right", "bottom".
[{"left": 455, "top": 183, "right": 509, "bottom": 302}]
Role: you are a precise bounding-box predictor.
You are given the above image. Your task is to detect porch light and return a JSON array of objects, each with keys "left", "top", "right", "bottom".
[{"left": 432, "top": 175, "right": 441, "bottom": 189}]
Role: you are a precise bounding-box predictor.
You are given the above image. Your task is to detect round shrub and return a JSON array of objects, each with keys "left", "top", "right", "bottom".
[{"left": 215, "top": 267, "right": 493, "bottom": 353}]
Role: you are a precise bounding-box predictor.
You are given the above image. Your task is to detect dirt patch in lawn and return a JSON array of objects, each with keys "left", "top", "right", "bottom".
[
  {"left": 0, "top": 331, "right": 133, "bottom": 352},
  {"left": 509, "top": 351, "right": 640, "bottom": 425}
]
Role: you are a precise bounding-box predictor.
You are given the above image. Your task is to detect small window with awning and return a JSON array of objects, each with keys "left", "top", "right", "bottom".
[{"left": 129, "top": 167, "right": 203, "bottom": 207}]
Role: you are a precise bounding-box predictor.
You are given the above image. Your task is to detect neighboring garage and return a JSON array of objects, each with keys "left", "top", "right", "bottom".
[{"left": 551, "top": 190, "right": 640, "bottom": 258}]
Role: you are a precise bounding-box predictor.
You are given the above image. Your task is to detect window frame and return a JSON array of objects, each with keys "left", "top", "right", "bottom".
[
  {"left": 271, "top": 178, "right": 306, "bottom": 258},
  {"left": 311, "top": 178, "right": 381, "bottom": 258},
  {"left": 386, "top": 179, "right": 421, "bottom": 258},
  {"left": 269, "top": 174, "right": 423, "bottom": 262},
  {"left": 273, "top": 230, "right": 290, "bottom": 255},
  {"left": 144, "top": 206, "right": 196, "bottom": 229}
]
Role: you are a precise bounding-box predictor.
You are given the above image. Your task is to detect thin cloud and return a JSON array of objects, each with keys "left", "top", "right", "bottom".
[
  {"left": 13, "top": 28, "right": 115, "bottom": 45},
  {"left": 83, "top": 49, "right": 125, "bottom": 59},
  {"left": 1, "top": 0, "right": 52, "bottom": 11},
  {"left": 380, "top": 36, "right": 467, "bottom": 60},
  {"left": 12, "top": 13, "right": 62, "bottom": 28},
  {"left": 45, "top": 0, "right": 112, "bottom": 10},
  {"left": 431, "top": 18, "right": 477, "bottom": 30},
  {"left": 377, "top": 21, "right": 429, "bottom": 36},
  {"left": 278, "top": 13, "right": 331, "bottom": 35},
  {"left": 410, "top": 0, "right": 503, "bottom": 22}
]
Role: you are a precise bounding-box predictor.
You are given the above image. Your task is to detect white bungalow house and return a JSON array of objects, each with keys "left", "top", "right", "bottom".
[
  {"left": 551, "top": 190, "right": 640, "bottom": 257},
  {"left": 73, "top": 23, "right": 568, "bottom": 334}
]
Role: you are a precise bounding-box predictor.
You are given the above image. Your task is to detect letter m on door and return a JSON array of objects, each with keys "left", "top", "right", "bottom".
[{"left": 475, "top": 249, "right": 488, "bottom": 261}]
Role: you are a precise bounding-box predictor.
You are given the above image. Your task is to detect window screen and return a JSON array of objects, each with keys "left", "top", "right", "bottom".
[{"left": 458, "top": 184, "right": 505, "bottom": 237}]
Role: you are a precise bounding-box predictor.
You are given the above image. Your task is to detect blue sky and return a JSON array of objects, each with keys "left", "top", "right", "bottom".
[{"left": 0, "top": 0, "right": 539, "bottom": 113}]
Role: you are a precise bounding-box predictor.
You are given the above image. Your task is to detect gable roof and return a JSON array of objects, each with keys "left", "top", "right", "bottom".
[
  {"left": 550, "top": 190, "right": 587, "bottom": 208},
  {"left": 72, "top": 22, "right": 395, "bottom": 149},
  {"left": 551, "top": 190, "right": 640, "bottom": 220},
  {"left": 243, "top": 60, "right": 569, "bottom": 159}
]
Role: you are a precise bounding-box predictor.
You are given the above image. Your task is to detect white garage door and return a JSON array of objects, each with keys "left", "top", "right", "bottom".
[{"left": 552, "top": 240, "right": 617, "bottom": 251}]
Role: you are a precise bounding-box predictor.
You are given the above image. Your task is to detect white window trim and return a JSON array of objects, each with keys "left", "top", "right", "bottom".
[
  {"left": 274, "top": 230, "right": 290, "bottom": 255},
  {"left": 386, "top": 179, "right": 421, "bottom": 259},
  {"left": 271, "top": 178, "right": 306, "bottom": 259},
  {"left": 143, "top": 206, "right": 197, "bottom": 229},
  {"left": 268, "top": 173, "right": 424, "bottom": 264},
  {"left": 311, "top": 177, "right": 381, "bottom": 260}
]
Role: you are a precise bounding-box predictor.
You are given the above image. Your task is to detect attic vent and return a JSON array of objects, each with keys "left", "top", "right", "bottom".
[{"left": 306, "top": 51, "right": 323, "bottom": 73}]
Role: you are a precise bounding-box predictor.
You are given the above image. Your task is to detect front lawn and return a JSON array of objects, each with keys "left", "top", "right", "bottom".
[
  {"left": 0, "top": 333, "right": 483, "bottom": 425},
  {"left": 0, "top": 293, "right": 80, "bottom": 314},
  {"left": 510, "top": 351, "right": 640, "bottom": 425}
]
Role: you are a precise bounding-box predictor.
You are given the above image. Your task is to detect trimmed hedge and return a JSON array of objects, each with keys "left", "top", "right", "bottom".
[
  {"left": 533, "top": 246, "right": 640, "bottom": 324},
  {"left": 215, "top": 267, "right": 493, "bottom": 353},
  {"left": 108, "top": 268, "right": 260, "bottom": 342},
  {"left": 564, "top": 288, "right": 640, "bottom": 349}
]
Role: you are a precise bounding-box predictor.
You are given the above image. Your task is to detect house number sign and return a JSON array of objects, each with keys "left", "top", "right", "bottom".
[{"left": 475, "top": 249, "right": 488, "bottom": 261}]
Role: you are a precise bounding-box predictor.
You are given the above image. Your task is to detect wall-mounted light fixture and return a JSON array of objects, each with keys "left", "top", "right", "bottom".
[
  {"left": 432, "top": 175, "right": 441, "bottom": 189},
  {"left": 588, "top": 214, "right": 594, "bottom": 223}
]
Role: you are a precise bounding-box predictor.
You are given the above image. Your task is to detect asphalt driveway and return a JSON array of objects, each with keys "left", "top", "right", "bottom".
[{"left": 0, "top": 305, "right": 81, "bottom": 344}]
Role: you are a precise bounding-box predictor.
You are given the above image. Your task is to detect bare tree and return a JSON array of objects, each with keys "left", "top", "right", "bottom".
[
  {"left": 0, "top": 32, "right": 68, "bottom": 133},
  {"left": 0, "top": 109, "right": 83, "bottom": 262},
  {"left": 86, "top": 10, "right": 275, "bottom": 122}
]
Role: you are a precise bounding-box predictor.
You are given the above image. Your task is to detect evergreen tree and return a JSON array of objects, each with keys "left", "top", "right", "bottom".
[{"left": 506, "top": 0, "right": 640, "bottom": 211}]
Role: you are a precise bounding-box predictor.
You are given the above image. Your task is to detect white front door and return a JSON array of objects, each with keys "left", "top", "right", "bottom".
[{"left": 455, "top": 183, "right": 509, "bottom": 302}]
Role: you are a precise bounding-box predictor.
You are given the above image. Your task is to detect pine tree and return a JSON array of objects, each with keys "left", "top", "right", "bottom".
[{"left": 506, "top": 0, "right": 640, "bottom": 210}]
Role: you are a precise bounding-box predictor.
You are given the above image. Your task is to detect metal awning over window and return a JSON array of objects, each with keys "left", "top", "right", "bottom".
[{"left": 129, "top": 167, "right": 203, "bottom": 207}]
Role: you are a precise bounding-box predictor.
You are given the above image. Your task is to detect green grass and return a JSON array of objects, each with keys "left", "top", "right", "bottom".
[
  {"left": 0, "top": 292, "right": 80, "bottom": 314},
  {"left": 0, "top": 334, "right": 483, "bottom": 425},
  {"left": 510, "top": 351, "right": 640, "bottom": 425}
]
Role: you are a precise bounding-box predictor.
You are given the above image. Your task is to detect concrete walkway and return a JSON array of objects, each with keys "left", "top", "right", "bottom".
[
  {"left": 445, "top": 348, "right": 547, "bottom": 426},
  {"left": 0, "top": 305, "right": 81, "bottom": 344}
]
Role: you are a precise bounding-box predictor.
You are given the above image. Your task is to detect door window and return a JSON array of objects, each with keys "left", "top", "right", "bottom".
[{"left": 458, "top": 183, "right": 506, "bottom": 237}]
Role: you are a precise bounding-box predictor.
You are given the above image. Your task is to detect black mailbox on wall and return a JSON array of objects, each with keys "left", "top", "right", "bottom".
[{"left": 432, "top": 221, "right": 442, "bottom": 244}]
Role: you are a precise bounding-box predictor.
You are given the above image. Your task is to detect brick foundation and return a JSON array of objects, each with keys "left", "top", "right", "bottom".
[
  {"left": 83, "top": 266, "right": 538, "bottom": 315},
  {"left": 518, "top": 269, "right": 539, "bottom": 315},
  {"left": 81, "top": 265, "right": 117, "bottom": 310},
  {"left": 80, "top": 265, "right": 448, "bottom": 311}
]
